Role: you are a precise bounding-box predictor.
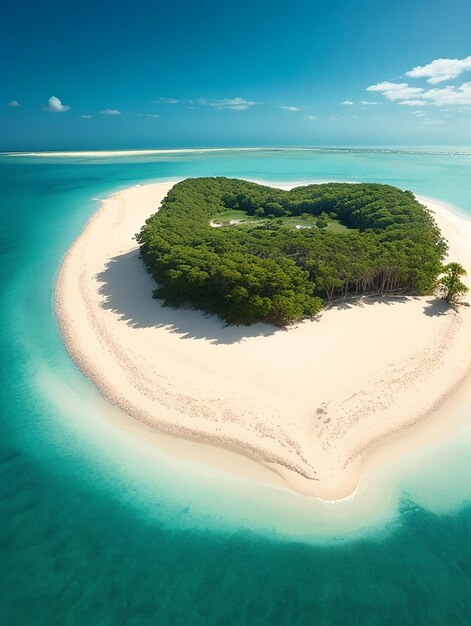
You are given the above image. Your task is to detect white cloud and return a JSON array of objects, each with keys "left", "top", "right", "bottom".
[
  {"left": 340, "top": 100, "right": 354, "bottom": 105},
  {"left": 411, "top": 110, "right": 426, "bottom": 117},
  {"left": 305, "top": 114, "right": 318, "bottom": 120},
  {"left": 398, "top": 100, "right": 427, "bottom": 106},
  {"left": 8, "top": 100, "right": 20, "bottom": 107},
  {"left": 45, "top": 96, "right": 70, "bottom": 112},
  {"left": 208, "top": 97, "right": 258, "bottom": 110},
  {"left": 421, "top": 118, "right": 446, "bottom": 126},
  {"left": 81, "top": 114, "right": 92, "bottom": 119},
  {"left": 158, "top": 98, "right": 179, "bottom": 104},
  {"left": 370, "top": 80, "right": 471, "bottom": 107},
  {"left": 406, "top": 56, "right": 471, "bottom": 84},
  {"left": 280, "top": 105, "right": 306, "bottom": 111},
  {"left": 361, "top": 100, "right": 378, "bottom": 105},
  {"left": 368, "top": 56, "right": 471, "bottom": 108},
  {"left": 422, "top": 82, "right": 471, "bottom": 106},
  {"left": 172, "top": 97, "right": 259, "bottom": 110},
  {"left": 366, "top": 82, "right": 424, "bottom": 101},
  {"left": 137, "top": 113, "right": 161, "bottom": 118},
  {"left": 100, "top": 109, "right": 121, "bottom": 115}
]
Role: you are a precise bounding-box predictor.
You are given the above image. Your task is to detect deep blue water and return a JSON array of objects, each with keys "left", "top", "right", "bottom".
[{"left": 1, "top": 148, "right": 471, "bottom": 625}]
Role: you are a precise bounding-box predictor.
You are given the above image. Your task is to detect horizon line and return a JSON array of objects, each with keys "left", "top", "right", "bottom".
[{"left": 3, "top": 144, "right": 471, "bottom": 158}]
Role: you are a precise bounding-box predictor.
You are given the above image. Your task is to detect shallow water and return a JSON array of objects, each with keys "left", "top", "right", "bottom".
[{"left": 1, "top": 148, "right": 471, "bottom": 624}]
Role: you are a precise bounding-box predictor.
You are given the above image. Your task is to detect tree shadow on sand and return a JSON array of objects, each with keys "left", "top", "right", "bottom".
[
  {"left": 95, "top": 250, "right": 279, "bottom": 345},
  {"left": 422, "top": 298, "right": 452, "bottom": 317},
  {"left": 96, "top": 250, "right": 449, "bottom": 344},
  {"left": 329, "top": 294, "right": 413, "bottom": 311},
  {"left": 330, "top": 294, "right": 455, "bottom": 319}
]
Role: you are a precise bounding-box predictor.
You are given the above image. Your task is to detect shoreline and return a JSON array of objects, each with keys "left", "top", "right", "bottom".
[{"left": 55, "top": 180, "right": 471, "bottom": 499}]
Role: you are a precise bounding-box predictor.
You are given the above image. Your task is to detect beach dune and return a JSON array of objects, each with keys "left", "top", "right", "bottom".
[{"left": 56, "top": 181, "right": 471, "bottom": 498}]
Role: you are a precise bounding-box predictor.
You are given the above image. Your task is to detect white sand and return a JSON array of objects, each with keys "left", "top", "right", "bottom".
[
  {"left": 55, "top": 181, "right": 471, "bottom": 499},
  {"left": 5, "top": 148, "right": 254, "bottom": 158}
]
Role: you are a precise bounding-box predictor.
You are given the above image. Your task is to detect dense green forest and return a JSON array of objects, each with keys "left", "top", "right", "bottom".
[{"left": 137, "top": 177, "right": 447, "bottom": 326}]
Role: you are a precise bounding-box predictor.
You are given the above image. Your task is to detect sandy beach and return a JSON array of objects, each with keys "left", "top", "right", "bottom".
[
  {"left": 5, "top": 148, "right": 256, "bottom": 158},
  {"left": 55, "top": 181, "right": 471, "bottom": 499}
]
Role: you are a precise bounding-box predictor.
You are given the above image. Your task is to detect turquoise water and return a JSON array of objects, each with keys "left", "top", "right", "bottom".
[{"left": 1, "top": 148, "right": 471, "bottom": 624}]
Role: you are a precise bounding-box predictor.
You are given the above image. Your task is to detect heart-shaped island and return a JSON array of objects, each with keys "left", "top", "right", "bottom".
[{"left": 56, "top": 179, "right": 471, "bottom": 498}]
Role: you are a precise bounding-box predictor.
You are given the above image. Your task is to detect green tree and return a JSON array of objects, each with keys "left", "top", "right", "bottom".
[
  {"left": 439, "top": 262, "right": 469, "bottom": 304},
  {"left": 137, "top": 177, "right": 448, "bottom": 326}
]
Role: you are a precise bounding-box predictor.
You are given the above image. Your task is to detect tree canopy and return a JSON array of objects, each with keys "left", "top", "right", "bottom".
[
  {"left": 439, "top": 262, "right": 469, "bottom": 305},
  {"left": 137, "top": 177, "right": 448, "bottom": 326}
]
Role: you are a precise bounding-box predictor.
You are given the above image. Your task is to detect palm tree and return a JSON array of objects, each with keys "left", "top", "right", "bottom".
[{"left": 439, "top": 262, "right": 469, "bottom": 305}]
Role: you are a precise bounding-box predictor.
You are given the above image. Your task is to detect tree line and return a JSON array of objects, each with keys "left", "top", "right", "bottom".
[{"left": 137, "top": 177, "right": 452, "bottom": 325}]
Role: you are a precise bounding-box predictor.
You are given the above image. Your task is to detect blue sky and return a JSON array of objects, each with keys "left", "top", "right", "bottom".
[{"left": 1, "top": 0, "right": 471, "bottom": 150}]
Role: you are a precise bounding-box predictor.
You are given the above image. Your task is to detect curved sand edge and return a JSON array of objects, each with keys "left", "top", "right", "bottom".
[{"left": 55, "top": 181, "right": 471, "bottom": 499}]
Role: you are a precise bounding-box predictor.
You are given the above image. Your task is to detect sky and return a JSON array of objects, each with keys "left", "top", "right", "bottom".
[{"left": 1, "top": 0, "right": 471, "bottom": 150}]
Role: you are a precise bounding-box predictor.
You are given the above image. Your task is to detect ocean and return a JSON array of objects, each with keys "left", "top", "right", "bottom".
[{"left": 1, "top": 148, "right": 471, "bottom": 625}]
